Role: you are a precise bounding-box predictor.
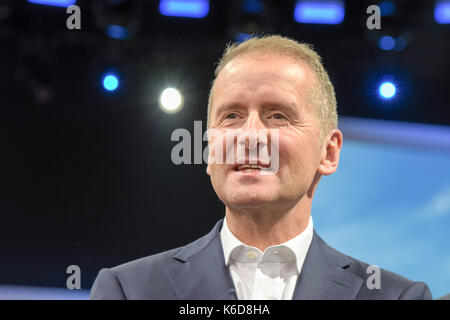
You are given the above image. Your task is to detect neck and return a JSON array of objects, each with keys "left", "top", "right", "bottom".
[{"left": 224, "top": 195, "right": 312, "bottom": 252}]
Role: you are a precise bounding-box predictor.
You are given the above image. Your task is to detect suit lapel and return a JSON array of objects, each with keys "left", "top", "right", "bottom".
[
  {"left": 292, "top": 230, "right": 364, "bottom": 300},
  {"left": 164, "top": 220, "right": 237, "bottom": 300},
  {"left": 164, "top": 221, "right": 363, "bottom": 300}
]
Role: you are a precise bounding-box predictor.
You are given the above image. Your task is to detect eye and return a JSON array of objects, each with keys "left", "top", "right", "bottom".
[
  {"left": 271, "top": 113, "right": 286, "bottom": 120},
  {"left": 225, "top": 113, "right": 239, "bottom": 119}
]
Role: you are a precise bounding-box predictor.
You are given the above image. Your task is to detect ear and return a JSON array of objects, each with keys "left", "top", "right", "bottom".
[
  {"left": 317, "top": 129, "right": 343, "bottom": 176},
  {"left": 206, "top": 163, "right": 211, "bottom": 176}
]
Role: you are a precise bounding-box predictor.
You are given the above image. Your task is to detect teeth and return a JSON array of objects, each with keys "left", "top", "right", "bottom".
[{"left": 237, "top": 164, "right": 262, "bottom": 171}]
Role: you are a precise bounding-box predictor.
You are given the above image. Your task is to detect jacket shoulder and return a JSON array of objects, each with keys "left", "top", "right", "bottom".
[
  {"left": 90, "top": 220, "right": 224, "bottom": 300},
  {"left": 112, "top": 247, "right": 181, "bottom": 275},
  {"left": 90, "top": 247, "right": 182, "bottom": 300},
  {"left": 318, "top": 235, "right": 432, "bottom": 299}
]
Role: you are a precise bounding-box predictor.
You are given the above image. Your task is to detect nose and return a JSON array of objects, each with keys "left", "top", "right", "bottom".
[
  {"left": 238, "top": 111, "right": 269, "bottom": 152},
  {"left": 242, "top": 111, "right": 265, "bottom": 131}
]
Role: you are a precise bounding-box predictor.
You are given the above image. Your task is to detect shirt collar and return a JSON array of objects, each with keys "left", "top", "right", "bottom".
[{"left": 220, "top": 215, "right": 314, "bottom": 274}]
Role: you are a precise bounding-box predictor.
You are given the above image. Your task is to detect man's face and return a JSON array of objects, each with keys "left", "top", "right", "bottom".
[{"left": 207, "top": 52, "right": 326, "bottom": 211}]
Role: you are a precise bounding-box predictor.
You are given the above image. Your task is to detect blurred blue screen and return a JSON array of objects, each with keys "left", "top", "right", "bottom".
[{"left": 313, "top": 119, "right": 450, "bottom": 298}]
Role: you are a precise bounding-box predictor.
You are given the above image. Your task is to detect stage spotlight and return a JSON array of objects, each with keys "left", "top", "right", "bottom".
[
  {"left": 393, "top": 36, "right": 407, "bottom": 51},
  {"left": 27, "top": 0, "right": 76, "bottom": 7},
  {"left": 435, "top": 0, "right": 450, "bottom": 24},
  {"left": 228, "top": 0, "right": 271, "bottom": 44},
  {"left": 294, "top": 0, "right": 345, "bottom": 25},
  {"left": 102, "top": 74, "right": 119, "bottom": 91},
  {"left": 105, "top": 24, "right": 130, "bottom": 40},
  {"left": 235, "top": 32, "right": 253, "bottom": 43},
  {"left": 159, "top": 0, "right": 209, "bottom": 18},
  {"left": 378, "top": 1, "right": 395, "bottom": 17},
  {"left": 160, "top": 88, "right": 183, "bottom": 113},
  {"left": 91, "top": 0, "right": 143, "bottom": 40},
  {"left": 379, "top": 82, "right": 396, "bottom": 99},
  {"left": 242, "top": 0, "right": 265, "bottom": 14},
  {"left": 378, "top": 36, "right": 396, "bottom": 51}
]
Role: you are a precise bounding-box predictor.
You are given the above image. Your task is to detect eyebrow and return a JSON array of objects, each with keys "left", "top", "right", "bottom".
[
  {"left": 214, "top": 102, "right": 245, "bottom": 115},
  {"left": 260, "top": 101, "right": 299, "bottom": 115},
  {"left": 214, "top": 100, "right": 299, "bottom": 116}
]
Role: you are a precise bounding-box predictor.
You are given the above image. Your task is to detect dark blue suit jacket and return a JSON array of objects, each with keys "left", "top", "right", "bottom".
[{"left": 90, "top": 219, "right": 432, "bottom": 299}]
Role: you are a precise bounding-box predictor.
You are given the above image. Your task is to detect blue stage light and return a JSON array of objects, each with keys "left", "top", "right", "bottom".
[
  {"left": 379, "top": 1, "right": 396, "bottom": 17},
  {"left": 159, "top": 0, "right": 209, "bottom": 18},
  {"left": 378, "top": 36, "right": 396, "bottom": 51},
  {"left": 235, "top": 33, "right": 252, "bottom": 43},
  {"left": 393, "top": 37, "right": 407, "bottom": 51},
  {"left": 294, "top": 0, "right": 345, "bottom": 25},
  {"left": 379, "top": 82, "right": 396, "bottom": 99},
  {"left": 27, "top": 0, "right": 76, "bottom": 7},
  {"left": 103, "top": 74, "right": 119, "bottom": 91},
  {"left": 435, "top": 0, "right": 450, "bottom": 24},
  {"left": 105, "top": 25, "right": 130, "bottom": 40},
  {"left": 242, "top": 0, "right": 264, "bottom": 14}
]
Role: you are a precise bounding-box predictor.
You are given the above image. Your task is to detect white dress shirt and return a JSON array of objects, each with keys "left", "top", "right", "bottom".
[{"left": 220, "top": 216, "right": 313, "bottom": 300}]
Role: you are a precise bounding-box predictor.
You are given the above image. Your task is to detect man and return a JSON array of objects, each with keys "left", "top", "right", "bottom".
[{"left": 90, "top": 35, "right": 432, "bottom": 300}]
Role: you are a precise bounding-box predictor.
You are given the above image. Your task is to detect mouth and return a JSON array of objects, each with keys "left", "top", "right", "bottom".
[
  {"left": 232, "top": 160, "right": 271, "bottom": 172},
  {"left": 235, "top": 165, "right": 263, "bottom": 172}
]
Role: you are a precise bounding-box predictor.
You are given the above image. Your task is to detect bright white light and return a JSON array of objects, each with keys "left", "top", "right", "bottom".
[
  {"left": 160, "top": 88, "right": 183, "bottom": 113},
  {"left": 379, "top": 82, "right": 396, "bottom": 99}
]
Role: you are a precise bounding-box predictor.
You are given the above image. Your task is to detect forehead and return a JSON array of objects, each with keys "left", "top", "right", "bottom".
[{"left": 212, "top": 52, "right": 316, "bottom": 111}]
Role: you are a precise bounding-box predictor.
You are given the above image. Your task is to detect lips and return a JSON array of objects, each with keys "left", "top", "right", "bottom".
[
  {"left": 236, "top": 164, "right": 263, "bottom": 172},
  {"left": 232, "top": 160, "right": 271, "bottom": 171}
]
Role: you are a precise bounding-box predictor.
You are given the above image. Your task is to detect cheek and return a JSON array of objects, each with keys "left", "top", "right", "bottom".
[
  {"left": 278, "top": 134, "right": 319, "bottom": 174},
  {"left": 207, "top": 163, "right": 219, "bottom": 178},
  {"left": 206, "top": 131, "right": 233, "bottom": 165},
  {"left": 208, "top": 164, "right": 228, "bottom": 185},
  {"left": 278, "top": 135, "right": 301, "bottom": 166}
]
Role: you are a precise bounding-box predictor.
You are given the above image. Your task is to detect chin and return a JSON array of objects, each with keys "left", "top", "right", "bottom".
[{"left": 225, "top": 189, "right": 277, "bottom": 209}]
